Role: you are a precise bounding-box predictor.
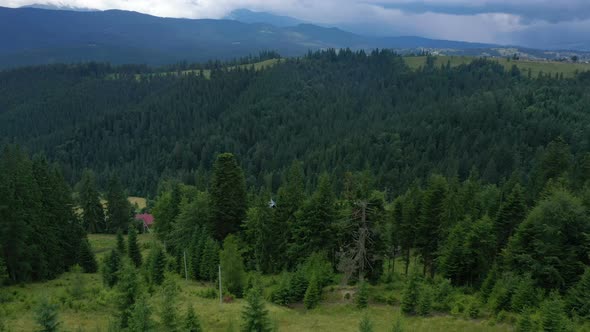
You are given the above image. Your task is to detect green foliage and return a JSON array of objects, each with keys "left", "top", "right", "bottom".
[
  {"left": 358, "top": 315, "right": 374, "bottom": 332},
  {"left": 106, "top": 175, "right": 132, "bottom": 233},
  {"left": 116, "top": 229, "right": 126, "bottom": 254},
  {"left": 480, "top": 264, "right": 498, "bottom": 302},
  {"left": 160, "top": 275, "right": 179, "bottom": 331},
  {"left": 466, "top": 298, "right": 481, "bottom": 319},
  {"left": 540, "top": 292, "right": 570, "bottom": 332},
  {"left": 210, "top": 153, "right": 247, "bottom": 240},
  {"left": 127, "top": 226, "right": 142, "bottom": 267},
  {"left": 116, "top": 263, "right": 139, "bottom": 328},
  {"left": 78, "top": 238, "right": 98, "bottom": 273},
  {"left": 432, "top": 277, "right": 454, "bottom": 312},
  {"left": 289, "top": 269, "right": 309, "bottom": 303},
  {"left": 503, "top": 190, "right": 590, "bottom": 290},
  {"left": 102, "top": 249, "right": 122, "bottom": 288},
  {"left": 241, "top": 287, "right": 271, "bottom": 332},
  {"left": 390, "top": 316, "right": 404, "bottom": 332},
  {"left": 220, "top": 235, "right": 246, "bottom": 297},
  {"left": 34, "top": 298, "right": 60, "bottom": 332},
  {"left": 78, "top": 169, "right": 105, "bottom": 234},
  {"left": 511, "top": 275, "right": 542, "bottom": 313},
  {"left": 566, "top": 267, "right": 590, "bottom": 318},
  {"left": 0, "top": 254, "right": 6, "bottom": 285},
  {"left": 356, "top": 281, "right": 369, "bottom": 309},
  {"left": 67, "top": 265, "right": 86, "bottom": 300},
  {"left": 152, "top": 186, "right": 181, "bottom": 247},
  {"left": 304, "top": 276, "right": 321, "bottom": 310},
  {"left": 488, "top": 273, "right": 518, "bottom": 314},
  {"left": 417, "top": 174, "right": 447, "bottom": 277},
  {"left": 494, "top": 184, "right": 526, "bottom": 251},
  {"left": 300, "top": 252, "right": 333, "bottom": 288},
  {"left": 200, "top": 237, "right": 220, "bottom": 282},
  {"left": 129, "top": 295, "right": 153, "bottom": 332},
  {"left": 401, "top": 274, "right": 420, "bottom": 315},
  {"left": 150, "top": 246, "right": 166, "bottom": 286},
  {"left": 417, "top": 284, "right": 433, "bottom": 316},
  {"left": 516, "top": 308, "right": 536, "bottom": 332},
  {"left": 184, "top": 305, "right": 202, "bottom": 332}
]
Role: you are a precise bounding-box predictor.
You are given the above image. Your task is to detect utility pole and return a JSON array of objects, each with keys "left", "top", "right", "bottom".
[{"left": 218, "top": 264, "right": 222, "bottom": 304}]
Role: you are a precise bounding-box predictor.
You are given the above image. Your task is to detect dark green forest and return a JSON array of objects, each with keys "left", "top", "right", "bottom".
[
  {"left": 2, "top": 50, "right": 590, "bottom": 197},
  {"left": 1, "top": 50, "right": 590, "bottom": 330}
]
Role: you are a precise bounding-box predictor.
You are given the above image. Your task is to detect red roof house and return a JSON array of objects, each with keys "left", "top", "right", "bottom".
[{"left": 135, "top": 213, "right": 154, "bottom": 233}]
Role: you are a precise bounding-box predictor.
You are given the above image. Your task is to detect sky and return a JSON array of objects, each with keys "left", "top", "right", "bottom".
[{"left": 2, "top": 0, "right": 590, "bottom": 47}]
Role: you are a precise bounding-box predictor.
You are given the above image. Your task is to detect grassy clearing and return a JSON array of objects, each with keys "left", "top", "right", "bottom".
[
  {"left": 403, "top": 56, "right": 590, "bottom": 78},
  {"left": 0, "top": 234, "right": 521, "bottom": 332}
]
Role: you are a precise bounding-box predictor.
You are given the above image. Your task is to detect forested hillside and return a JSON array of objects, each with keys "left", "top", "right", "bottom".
[
  {"left": 1, "top": 50, "right": 590, "bottom": 197},
  {"left": 1, "top": 50, "right": 590, "bottom": 331}
]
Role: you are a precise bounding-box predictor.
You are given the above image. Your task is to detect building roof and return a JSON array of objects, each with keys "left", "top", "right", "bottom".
[{"left": 135, "top": 213, "right": 154, "bottom": 226}]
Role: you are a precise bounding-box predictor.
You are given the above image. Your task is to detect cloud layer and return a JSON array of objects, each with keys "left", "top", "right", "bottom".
[{"left": 2, "top": 0, "right": 589, "bottom": 47}]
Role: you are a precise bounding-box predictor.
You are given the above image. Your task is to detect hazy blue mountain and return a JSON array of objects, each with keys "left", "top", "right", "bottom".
[
  {"left": 20, "top": 3, "right": 98, "bottom": 11},
  {"left": 1, "top": 6, "right": 571, "bottom": 69},
  {"left": 224, "top": 9, "right": 304, "bottom": 27}
]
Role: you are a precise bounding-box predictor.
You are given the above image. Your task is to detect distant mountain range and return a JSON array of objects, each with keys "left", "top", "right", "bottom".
[{"left": 0, "top": 6, "right": 587, "bottom": 68}]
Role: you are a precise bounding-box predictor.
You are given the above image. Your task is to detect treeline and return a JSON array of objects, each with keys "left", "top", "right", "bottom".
[
  {"left": 0, "top": 146, "right": 96, "bottom": 283},
  {"left": 2, "top": 50, "right": 590, "bottom": 196},
  {"left": 148, "top": 139, "right": 589, "bottom": 323}
]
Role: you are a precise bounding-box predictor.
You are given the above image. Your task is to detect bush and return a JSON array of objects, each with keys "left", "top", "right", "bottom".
[
  {"left": 301, "top": 252, "right": 333, "bottom": 287},
  {"left": 516, "top": 308, "right": 535, "bottom": 332},
  {"left": 511, "top": 275, "right": 542, "bottom": 313},
  {"left": 197, "top": 288, "right": 217, "bottom": 299},
  {"left": 358, "top": 315, "right": 374, "bottom": 332},
  {"left": 488, "top": 273, "right": 517, "bottom": 314},
  {"left": 466, "top": 298, "right": 481, "bottom": 319},
  {"left": 433, "top": 277, "right": 454, "bottom": 312},
  {"left": 34, "top": 298, "right": 60, "bottom": 332}
]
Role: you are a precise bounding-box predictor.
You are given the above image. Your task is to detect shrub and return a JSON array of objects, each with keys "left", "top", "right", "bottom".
[
  {"left": 301, "top": 252, "right": 333, "bottom": 287},
  {"left": 401, "top": 274, "right": 420, "bottom": 315},
  {"left": 417, "top": 284, "right": 433, "bottom": 316},
  {"left": 34, "top": 298, "right": 60, "bottom": 332},
  {"left": 356, "top": 281, "right": 369, "bottom": 309},
  {"left": 304, "top": 276, "right": 321, "bottom": 309}
]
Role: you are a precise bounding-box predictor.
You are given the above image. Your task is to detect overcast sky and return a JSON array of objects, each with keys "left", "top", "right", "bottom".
[{"left": 2, "top": 0, "right": 590, "bottom": 47}]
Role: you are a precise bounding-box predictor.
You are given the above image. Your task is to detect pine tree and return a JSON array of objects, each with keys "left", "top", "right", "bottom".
[
  {"left": 417, "top": 284, "right": 433, "bottom": 316},
  {"left": 566, "top": 267, "right": 590, "bottom": 318},
  {"left": 102, "top": 249, "right": 122, "bottom": 287},
  {"left": 511, "top": 275, "right": 540, "bottom": 313},
  {"left": 117, "top": 263, "right": 139, "bottom": 328},
  {"left": 129, "top": 295, "right": 153, "bottom": 332},
  {"left": 199, "top": 237, "right": 220, "bottom": 282},
  {"left": 220, "top": 235, "right": 246, "bottom": 297},
  {"left": 116, "top": 229, "right": 126, "bottom": 254},
  {"left": 78, "top": 169, "right": 105, "bottom": 234},
  {"left": 494, "top": 184, "right": 526, "bottom": 251},
  {"left": 151, "top": 247, "right": 166, "bottom": 286},
  {"left": 77, "top": 237, "right": 97, "bottom": 273},
  {"left": 127, "top": 226, "right": 142, "bottom": 267},
  {"left": 210, "top": 153, "right": 247, "bottom": 240},
  {"left": 401, "top": 274, "right": 420, "bottom": 315},
  {"left": 241, "top": 287, "right": 271, "bottom": 332},
  {"left": 358, "top": 315, "right": 374, "bottom": 332},
  {"left": 416, "top": 175, "right": 447, "bottom": 277},
  {"left": 480, "top": 264, "right": 498, "bottom": 303},
  {"left": 106, "top": 175, "right": 132, "bottom": 234},
  {"left": 356, "top": 281, "right": 369, "bottom": 309},
  {"left": 289, "top": 269, "right": 308, "bottom": 303},
  {"left": 184, "top": 305, "right": 202, "bottom": 332},
  {"left": 160, "top": 275, "right": 179, "bottom": 331},
  {"left": 304, "top": 276, "right": 321, "bottom": 309},
  {"left": 540, "top": 292, "right": 569, "bottom": 332},
  {"left": 34, "top": 298, "right": 60, "bottom": 332},
  {"left": 516, "top": 309, "right": 535, "bottom": 332}
]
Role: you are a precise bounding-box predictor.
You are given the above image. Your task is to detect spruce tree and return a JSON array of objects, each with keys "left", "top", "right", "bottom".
[
  {"left": 220, "top": 235, "right": 246, "bottom": 297},
  {"left": 160, "top": 275, "right": 179, "bottom": 331},
  {"left": 78, "top": 238, "right": 97, "bottom": 273},
  {"left": 241, "top": 287, "right": 271, "bottom": 332},
  {"left": 401, "top": 274, "right": 420, "bottom": 315},
  {"left": 78, "top": 169, "right": 105, "bottom": 234},
  {"left": 102, "top": 249, "right": 122, "bottom": 287},
  {"left": 184, "top": 305, "right": 202, "bottom": 332},
  {"left": 199, "top": 237, "right": 220, "bottom": 282},
  {"left": 566, "top": 267, "right": 590, "bottom": 318},
  {"left": 129, "top": 295, "right": 153, "bottom": 332},
  {"left": 117, "top": 263, "right": 139, "bottom": 328},
  {"left": 356, "top": 281, "right": 369, "bottom": 309},
  {"left": 127, "top": 226, "right": 142, "bottom": 267},
  {"left": 106, "top": 175, "right": 132, "bottom": 234},
  {"left": 151, "top": 246, "right": 166, "bottom": 286},
  {"left": 304, "top": 275, "right": 321, "bottom": 309},
  {"left": 416, "top": 175, "right": 447, "bottom": 277},
  {"left": 516, "top": 309, "right": 535, "bottom": 332},
  {"left": 417, "top": 284, "right": 433, "bottom": 316},
  {"left": 494, "top": 184, "right": 526, "bottom": 251},
  {"left": 511, "top": 275, "right": 540, "bottom": 313},
  {"left": 34, "top": 298, "right": 60, "bottom": 332},
  {"left": 116, "top": 229, "right": 126, "bottom": 254},
  {"left": 210, "top": 153, "right": 247, "bottom": 240},
  {"left": 358, "top": 315, "right": 374, "bottom": 332},
  {"left": 540, "top": 292, "right": 569, "bottom": 332}
]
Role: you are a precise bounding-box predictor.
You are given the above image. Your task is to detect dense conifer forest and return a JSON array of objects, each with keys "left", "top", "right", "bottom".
[{"left": 1, "top": 50, "right": 590, "bottom": 330}]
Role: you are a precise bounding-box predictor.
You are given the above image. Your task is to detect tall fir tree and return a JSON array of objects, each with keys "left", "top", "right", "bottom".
[
  {"left": 127, "top": 226, "right": 142, "bottom": 267},
  {"left": 129, "top": 295, "right": 153, "bottom": 332},
  {"left": 102, "top": 249, "right": 122, "bottom": 287},
  {"left": 78, "top": 238, "right": 98, "bottom": 273},
  {"left": 417, "top": 175, "right": 447, "bottom": 277},
  {"left": 210, "top": 153, "right": 247, "bottom": 240},
  {"left": 494, "top": 184, "right": 526, "bottom": 251},
  {"left": 160, "top": 275, "right": 179, "bottom": 331},
  {"left": 78, "top": 169, "right": 105, "bottom": 234},
  {"left": 117, "top": 263, "right": 139, "bottom": 328},
  {"left": 241, "top": 287, "right": 271, "bottom": 332},
  {"left": 566, "top": 267, "right": 590, "bottom": 318},
  {"left": 116, "top": 229, "right": 126, "bottom": 254},
  {"left": 150, "top": 246, "right": 167, "bottom": 286},
  {"left": 106, "top": 175, "right": 132, "bottom": 234}
]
